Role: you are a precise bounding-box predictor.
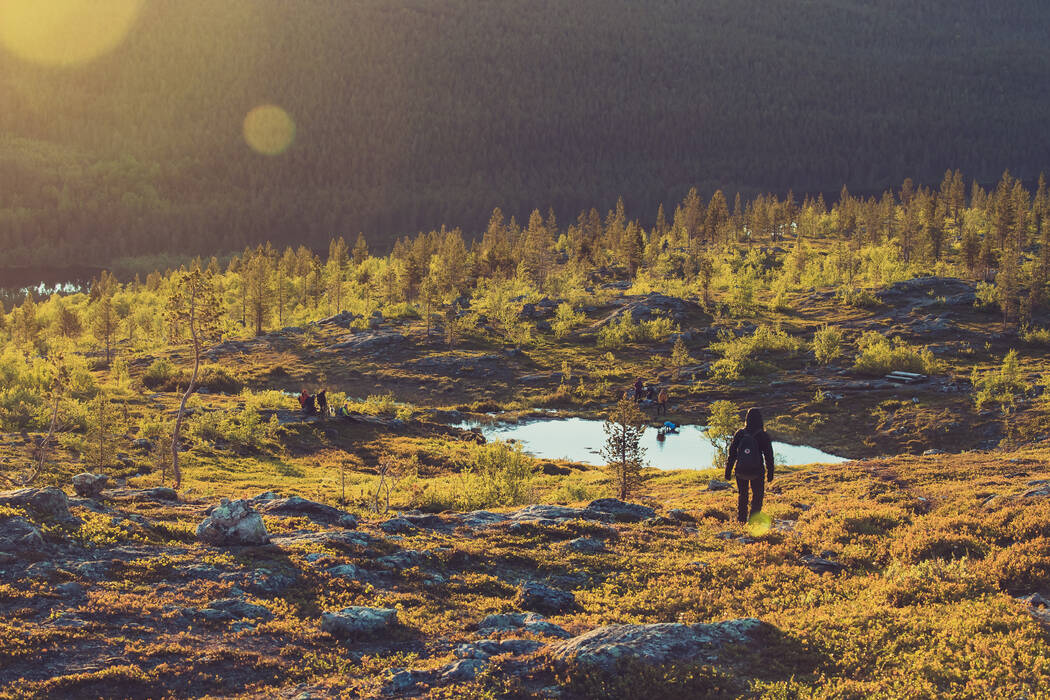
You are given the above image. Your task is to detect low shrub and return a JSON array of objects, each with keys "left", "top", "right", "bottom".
[{"left": 812, "top": 325, "right": 844, "bottom": 365}]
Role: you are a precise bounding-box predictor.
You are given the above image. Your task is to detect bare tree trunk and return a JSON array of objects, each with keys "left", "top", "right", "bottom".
[
  {"left": 23, "top": 383, "right": 61, "bottom": 486},
  {"left": 171, "top": 289, "right": 199, "bottom": 491}
]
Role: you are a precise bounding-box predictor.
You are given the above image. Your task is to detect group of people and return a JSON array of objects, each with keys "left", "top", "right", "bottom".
[
  {"left": 297, "top": 388, "right": 329, "bottom": 417},
  {"left": 627, "top": 377, "right": 669, "bottom": 415}
]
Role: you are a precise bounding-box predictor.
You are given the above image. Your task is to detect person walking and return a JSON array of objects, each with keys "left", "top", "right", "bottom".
[
  {"left": 724, "top": 408, "right": 774, "bottom": 523},
  {"left": 317, "top": 388, "right": 329, "bottom": 417}
]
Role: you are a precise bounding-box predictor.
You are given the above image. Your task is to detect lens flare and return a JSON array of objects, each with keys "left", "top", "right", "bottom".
[
  {"left": 0, "top": 0, "right": 142, "bottom": 66},
  {"left": 243, "top": 105, "right": 296, "bottom": 156},
  {"left": 747, "top": 511, "right": 772, "bottom": 537}
]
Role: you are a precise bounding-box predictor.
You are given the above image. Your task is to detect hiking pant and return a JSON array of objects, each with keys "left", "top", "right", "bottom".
[
  {"left": 656, "top": 402, "right": 667, "bottom": 415},
  {"left": 736, "top": 477, "right": 764, "bottom": 523}
]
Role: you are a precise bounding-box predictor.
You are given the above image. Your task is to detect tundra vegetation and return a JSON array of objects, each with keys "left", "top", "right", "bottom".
[{"left": 1, "top": 174, "right": 1050, "bottom": 696}]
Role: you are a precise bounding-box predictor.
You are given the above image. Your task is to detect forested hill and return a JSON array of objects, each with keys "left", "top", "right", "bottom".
[{"left": 2, "top": 0, "right": 1049, "bottom": 268}]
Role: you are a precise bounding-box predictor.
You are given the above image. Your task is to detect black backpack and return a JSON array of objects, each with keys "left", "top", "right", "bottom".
[{"left": 736, "top": 430, "right": 764, "bottom": 476}]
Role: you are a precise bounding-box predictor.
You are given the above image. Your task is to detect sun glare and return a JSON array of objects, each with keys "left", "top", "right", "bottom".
[
  {"left": 746, "top": 511, "right": 772, "bottom": 537},
  {"left": 0, "top": 0, "right": 143, "bottom": 66},
  {"left": 243, "top": 105, "right": 296, "bottom": 156}
]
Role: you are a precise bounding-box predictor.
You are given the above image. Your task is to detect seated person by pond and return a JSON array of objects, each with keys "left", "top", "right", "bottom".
[{"left": 298, "top": 390, "right": 317, "bottom": 416}]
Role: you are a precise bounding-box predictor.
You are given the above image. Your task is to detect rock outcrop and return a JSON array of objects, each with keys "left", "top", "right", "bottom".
[
  {"left": 585, "top": 498, "right": 656, "bottom": 522},
  {"left": 0, "top": 487, "right": 74, "bottom": 522},
  {"left": 255, "top": 495, "right": 358, "bottom": 528}
]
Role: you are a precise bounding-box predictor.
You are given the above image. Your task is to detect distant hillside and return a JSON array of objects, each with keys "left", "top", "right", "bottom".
[{"left": 1, "top": 0, "right": 1049, "bottom": 266}]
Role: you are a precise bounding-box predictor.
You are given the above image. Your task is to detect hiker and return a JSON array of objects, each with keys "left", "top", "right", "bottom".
[
  {"left": 317, "top": 388, "right": 329, "bottom": 417},
  {"left": 645, "top": 385, "right": 656, "bottom": 401},
  {"left": 633, "top": 377, "right": 644, "bottom": 401},
  {"left": 657, "top": 387, "right": 668, "bottom": 415},
  {"left": 724, "top": 408, "right": 775, "bottom": 523}
]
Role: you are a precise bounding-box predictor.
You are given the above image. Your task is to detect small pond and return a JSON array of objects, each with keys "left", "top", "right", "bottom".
[{"left": 459, "top": 417, "right": 849, "bottom": 471}]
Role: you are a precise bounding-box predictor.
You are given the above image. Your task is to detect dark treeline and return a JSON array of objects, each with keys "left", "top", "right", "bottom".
[{"left": 1, "top": 0, "right": 1049, "bottom": 267}]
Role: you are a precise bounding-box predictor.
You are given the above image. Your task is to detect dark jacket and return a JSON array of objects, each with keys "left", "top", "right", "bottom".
[{"left": 725, "top": 428, "right": 774, "bottom": 481}]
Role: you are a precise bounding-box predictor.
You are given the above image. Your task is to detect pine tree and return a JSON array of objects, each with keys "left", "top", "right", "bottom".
[
  {"left": 85, "top": 389, "right": 127, "bottom": 472},
  {"left": 352, "top": 232, "right": 369, "bottom": 265},
  {"left": 89, "top": 271, "right": 119, "bottom": 364},
  {"left": 670, "top": 336, "right": 693, "bottom": 379},
  {"left": 601, "top": 397, "right": 647, "bottom": 500},
  {"left": 244, "top": 247, "right": 273, "bottom": 334}
]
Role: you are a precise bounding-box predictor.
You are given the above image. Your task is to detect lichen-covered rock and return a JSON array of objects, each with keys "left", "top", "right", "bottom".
[
  {"left": 510, "top": 504, "right": 590, "bottom": 522},
  {"left": 440, "top": 658, "right": 487, "bottom": 682},
  {"left": 0, "top": 517, "right": 46, "bottom": 556},
  {"left": 0, "top": 487, "right": 72, "bottom": 521},
  {"left": 548, "top": 618, "right": 772, "bottom": 670},
  {"left": 516, "top": 581, "right": 576, "bottom": 614},
  {"left": 107, "top": 487, "right": 178, "bottom": 502},
  {"left": 320, "top": 606, "right": 398, "bottom": 638},
  {"left": 478, "top": 611, "right": 570, "bottom": 638},
  {"left": 204, "top": 598, "right": 273, "bottom": 621},
  {"left": 72, "top": 473, "right": 108, "bottom": 498},
  {"left": 256, "top": 496, "right": 358, "bottom": 527},
  {"left": 585, "top": 498, "right": 656, "bottom": 522},
  {"left": 196, "top": 499, "right": 269, "bottom": 546},
  {"left": 566, "top": 537, "right": 608, "bottom": 554},
  {"left": 707, "top": 479, "right": 732, "bottom": 492},
  {"left": 379, "top": 517, "right": 416, "bottom": 534},
  {"left": 327, "top": 563, "right": 365, "bottom": 580}
]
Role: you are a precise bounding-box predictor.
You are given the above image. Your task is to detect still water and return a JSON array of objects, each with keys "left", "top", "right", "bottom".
[{"left": 461, "top": 417, "right": 849, "bottom": 470}]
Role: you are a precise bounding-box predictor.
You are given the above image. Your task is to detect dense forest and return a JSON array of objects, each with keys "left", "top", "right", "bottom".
[
  {"left": 3, "top": 167, "right": 1049, "bottom": 370},
  {"left": 1, "top": 0, "right": 1049, "bottom": 267}
]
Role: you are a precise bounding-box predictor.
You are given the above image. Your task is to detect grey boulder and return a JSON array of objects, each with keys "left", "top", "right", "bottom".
[
  {"left": 585, "top": 498, "right": 656, "bottom": 522},
  {"left": 548, "top": 618, "right": 772, "bottom": 670},
  {"left": 196, "top": 499, "right": 269, "bottom": 546},
  {"left": 321, "top": 606, "right": 398, "bottom": 638},
  {"left": 72, "top": 473, "right": 108, "bottom": 498},
  {"left": 516, "top": 581, "right": 576, "bottom": 615}
]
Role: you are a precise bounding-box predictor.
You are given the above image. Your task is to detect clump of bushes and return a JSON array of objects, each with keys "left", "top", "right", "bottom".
[
  {"left": 710, "top": 325, "right": 804, "bottom": 380},
  {"left": 410, "top": 441, "right": 539, "bottom": 511},
  {"left": 852, "top": 331, "right": 938, "bottom": 376},
  {"left": 835, "top": 285, "right": 879, "bottom": 308},
  {"left": 142, "top": 358, "right": 243, "bottom": 393},
  {"left": 971, "top": 350, "right": 1026, "bottom": 411},
  {"left": 552, "top": 302, "right": 587, "bottom": 338},
  {"left": 187, "top": 408, "right": 279, "bottom": 451},
  {"left": 597, "top": 313, "right": 677, "bottom": 348}
]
